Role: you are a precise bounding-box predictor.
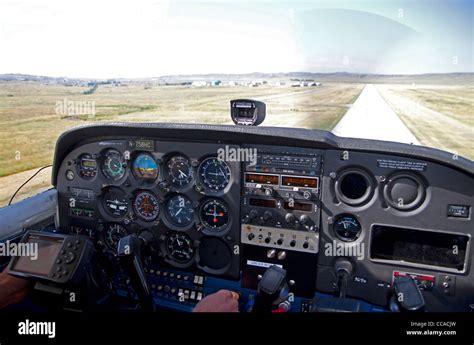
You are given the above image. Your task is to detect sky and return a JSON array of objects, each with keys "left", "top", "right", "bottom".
[{"left": 0, "top": 0, "right": 472, "bottom": 78}]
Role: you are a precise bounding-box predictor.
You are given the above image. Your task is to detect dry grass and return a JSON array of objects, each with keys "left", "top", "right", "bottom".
[
  {"left": 377, "top": 84, "right": 473, "bottom": 160},
  {"left": 0, "top": 81, "right": 363, "bottom": 207}
]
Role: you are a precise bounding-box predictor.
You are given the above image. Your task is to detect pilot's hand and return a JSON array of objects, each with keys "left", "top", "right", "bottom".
[
  {"left": 0, "top": 269, "right": 31, "bottom": 309},
  {"left": 193, "top": 289, "right": 239, "bottom": 312}
]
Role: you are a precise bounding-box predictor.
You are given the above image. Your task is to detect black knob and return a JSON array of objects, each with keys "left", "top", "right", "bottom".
[
  {"left": 263, "top": 211, "right": 272, "bottom": 221},
  {"left": 249, "top": 210, "right": 258, "bottom": 220},
  {"left": 263, "top": 187, "right": 273, "bottom": 196},
  {"left": 289, "top": 240, "right": 296, "bottom": 247},
  {"left": 277, "top": 238, "right": 283, "bottom": 246},
  {"left": 285, "top": 213, "right": 295, "bottom": 223},
  {"left": 299, "top": 215, "right": 310, "bottom": 225},
  {"left": 264, "top": 237, "right": 271, "bottom": 244},
  {"left": 303, "top": 241, "right": 309, "bottom": 249},
  {"left": 248, "top": 233, "right": 255, "bottom": 241}
]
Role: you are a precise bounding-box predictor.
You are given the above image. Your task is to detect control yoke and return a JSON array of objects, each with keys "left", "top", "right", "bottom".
[
  {"left": 117, "top": 233, "right": 155, "bottom": 312},
  {"left": 252, "top": 265, "right": 289, "bottom": 312}
]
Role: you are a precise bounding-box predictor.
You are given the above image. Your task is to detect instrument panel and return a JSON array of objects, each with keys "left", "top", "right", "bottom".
[
  {"left": 54, "top": 124, "right": 474, "bottom": 312},
  {"left": 59, "top": 139, "right": 241, "bottom": 279}
]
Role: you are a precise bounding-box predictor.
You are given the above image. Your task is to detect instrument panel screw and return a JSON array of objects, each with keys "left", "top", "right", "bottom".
[{"left": 379, "top": 176, "right": 386, "bottom": 182}]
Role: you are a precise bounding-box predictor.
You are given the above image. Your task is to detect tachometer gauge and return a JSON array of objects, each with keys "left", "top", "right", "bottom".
[
  {"left": 199, "top": 199, "right": 229, "bottom": 231},
  {"left": 166, "top": 194, "right": 194, "bottom": 227},
  {"left": 132, "top": 153, "right": 159, "bottom": 181},
  {"left": 102, "top": 149, "right": 126, "bottom": 181},
  {"left": 167, "top": 155, "right": 193, "bottom": 187},
  {"left": 166, "top": 232, "right": 194, "bottom": 263},
  {"left": 198, "top": 157, "right": 231, "bottom": 191},
  {"left": 133, "top": 191, "right": 160, "bottom": 221},
  {"left": 104, "top": 223, "right": 128, "bottom": 250},
  {"left": 334, "top": 215, "right": 361, "bottom": 242},
  {"left": 102, "top": 187, "right": 129, "bottom": 218}
]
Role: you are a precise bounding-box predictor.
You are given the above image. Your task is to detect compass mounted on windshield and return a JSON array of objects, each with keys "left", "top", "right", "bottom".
[{"left": 230, "top": 99, "right": 266, "bottom": 126}]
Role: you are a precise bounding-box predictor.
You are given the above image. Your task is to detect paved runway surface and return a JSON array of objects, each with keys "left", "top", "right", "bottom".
[{"left": 333, "top": 84, "right": 420, "bottom": 144}]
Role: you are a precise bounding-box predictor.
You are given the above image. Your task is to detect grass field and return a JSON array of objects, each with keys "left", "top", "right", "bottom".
[
  {"left": 0, "top": 81, "right": 363, "bottom": 207},
  {"left": 377, "top": 84, "right": 473, "bottom": 159}
]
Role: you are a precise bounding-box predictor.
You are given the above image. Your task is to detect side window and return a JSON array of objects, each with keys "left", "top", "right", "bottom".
[{"left": 0, "top": 166, "right": 53, "bottom": 208}]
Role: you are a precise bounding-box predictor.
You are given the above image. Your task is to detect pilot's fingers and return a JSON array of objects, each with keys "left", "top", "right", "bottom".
[{"left": 230, "top": 291, "right": 240, "bottom": 301}]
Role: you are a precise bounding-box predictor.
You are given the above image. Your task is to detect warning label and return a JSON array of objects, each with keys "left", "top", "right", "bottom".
[{"left": 377, "top": 159, "right": 427, "bottom": 171}]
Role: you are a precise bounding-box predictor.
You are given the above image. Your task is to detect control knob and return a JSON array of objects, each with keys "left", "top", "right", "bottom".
[
  {"left": 299, "top": 214, "right": 311, "bottom": 226},
  {"left": 263, "top": 211, "right": 272, "bottom": 221},
  {"left": 263, "top": 187, "right": 273, "bottom": 196},
  {"left": 249, "top": 210, "right": 258, "bottom": 220},
  {"left": 285, "top": 213, "right": 296, "bottom": 223}
]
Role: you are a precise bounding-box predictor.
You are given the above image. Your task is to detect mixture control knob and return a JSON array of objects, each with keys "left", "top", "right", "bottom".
[
  {"left": 249, "top": 210, "right": 258, "bottom": 220},
  {"left": 285, "top": 213, "right": 296, "bottom": 223},
  {"left": 247, "top": 233, "right": 255, "bottom": 241},
  {"left": 263, "top": 211, "right": 273, "bottom": 221},
  {"left": 299, "top": 215, "right": 310, "bottom": 225}
]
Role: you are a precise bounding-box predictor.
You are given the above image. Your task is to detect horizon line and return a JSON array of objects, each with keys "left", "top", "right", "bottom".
[{"left": 0, "top": 71, "right": 473, "bottom": 80}]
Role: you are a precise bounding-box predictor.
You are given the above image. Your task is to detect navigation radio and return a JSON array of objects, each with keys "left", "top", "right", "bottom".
[{"left": 241, "top": 145, "right": 322, "bottom": 233}]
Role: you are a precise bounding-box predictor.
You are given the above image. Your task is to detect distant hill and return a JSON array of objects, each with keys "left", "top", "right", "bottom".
[{"left": 1, "top": 72, "right": 473, "bottom": 85}]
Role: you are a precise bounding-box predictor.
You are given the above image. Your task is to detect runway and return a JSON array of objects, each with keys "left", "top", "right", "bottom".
[{"left": 332, "top": 84, "right": 419, "bottom": 144}]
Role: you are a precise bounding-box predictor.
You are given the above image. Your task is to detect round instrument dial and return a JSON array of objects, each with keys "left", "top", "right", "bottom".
[
  {"left": 166, "top": 232, "right": 194, "bottom": 263},
  {"left": 167, "top": 155, "right": 193, "bottom": 187},
  {"left": 104, "top": 223, "right": 128, "bottom": 250},
  {"left": 198, "top": 157, "right": 231, "bottom": 191},
  {"left": 102, "top": 149, "right": 126, "bottom": 181},
  {"left": 132, "top": 153, "right": 159, "bottom": 181},
  {"left": 199, "top": 199, "right": 229, "bottom": 231},
  {"left": 334, "top": 215, "right": 362, "bottom": 242},
  {"left": 133, "top": 191, "right": 160, "bottom": 221},
  {"left": 102, "top": 187, "right": 129, "bottom": 218},
  {"left": 166, "top": 194, "right": 194, "bottom": 227}
]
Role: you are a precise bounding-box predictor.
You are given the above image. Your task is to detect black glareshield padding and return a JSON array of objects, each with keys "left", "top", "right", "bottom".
[
  {"left": 393, "top": 276, "right": 425, "bottom": 312},
  {"left": 51, "top": 123, "right": 473, "bottom": 186}
]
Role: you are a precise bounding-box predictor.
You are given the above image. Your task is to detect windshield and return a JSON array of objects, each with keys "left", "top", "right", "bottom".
[{"left": 0, "top": 0, "right": 472, "bottom": 207}]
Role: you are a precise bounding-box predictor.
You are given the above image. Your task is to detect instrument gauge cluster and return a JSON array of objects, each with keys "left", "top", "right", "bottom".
[{"left": 59, "top": 139, "right": 241, "bottom": 279}]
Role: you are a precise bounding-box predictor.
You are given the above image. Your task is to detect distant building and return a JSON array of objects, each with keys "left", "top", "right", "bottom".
[
  {"left": 211, "top": 80, "right": 221, "bottom": 86},
  {"left": 192, "top": 81, "right": 207, "bottom": 87}
]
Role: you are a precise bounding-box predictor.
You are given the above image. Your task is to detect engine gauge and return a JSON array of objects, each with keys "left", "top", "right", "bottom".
[
  {"left": 104, "top": 223, "right": 128, "bottom": 250},
  {"left": 199, "top": 199, "right": 229, "bottom": 231},
  {"left": 166, "top": 194, "right": 194, "bottom": 227},
  {"left": 102, "top": 187, "right": 129, "bottom": 218},
  {"left": 102, "top": 149, "right": 126, "bottom": 181},
  {"left": 198, "top": 157, "right": 231, "bottom": 191},
  {"left": 133, "top": 191, "right": 160, "bottom": 221},
  {"left": 334, "top": 215, "right": 362, "bottom": 242},
  {"left": 132, "top": 153, "right": 159, "bottom": 181},
  {"left": 166, "top": 232, "right": 194, "bottom": 263},
  {"left": 166, "top": 155, "right": 193, "bottom": 187}
]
